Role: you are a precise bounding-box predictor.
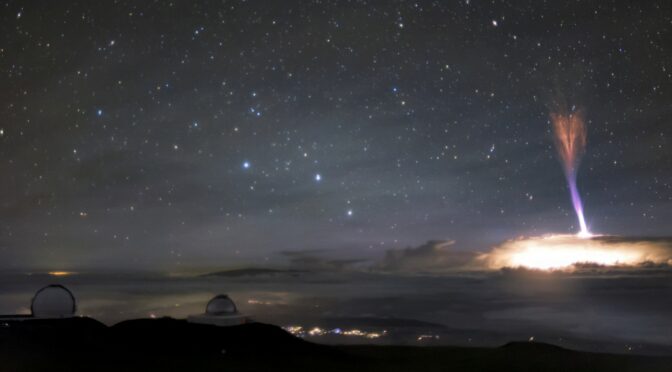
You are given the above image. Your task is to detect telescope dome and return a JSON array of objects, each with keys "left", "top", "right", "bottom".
[
  {"left": 205, "top": 295, "right": 238, "bottom": 315},
  {"left": 31, "top": 284, "right": 76, "bottom": 318}
]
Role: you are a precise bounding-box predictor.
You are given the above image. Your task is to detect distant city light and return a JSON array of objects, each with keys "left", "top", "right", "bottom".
[{"left": 283, "top": 325, "right": 386, "bottom": 340}]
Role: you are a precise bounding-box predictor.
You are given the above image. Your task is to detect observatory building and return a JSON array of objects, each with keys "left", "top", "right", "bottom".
[
  {"left": 187, "top": 294, "right": 247, "bottom": 327},
  {"left": 0, "top": 284, "right": 77, "bottom": 321},
  {"left": 31, "top": 284, "right": 77, "bottom": 318}
]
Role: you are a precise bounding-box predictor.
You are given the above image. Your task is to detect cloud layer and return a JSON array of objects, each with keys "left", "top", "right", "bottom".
[
  {"left": 479, "top": 234, "right": 672, "bottom": 270},
  {"left": 375, "top": 240, "right": 478, "bottom": 273},
  {"left": 372, "top": 236, "right": 672, "bottom": 273}
]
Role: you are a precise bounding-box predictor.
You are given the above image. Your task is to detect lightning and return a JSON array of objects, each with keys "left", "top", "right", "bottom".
[
  {"left": 550, "top": 109, "right": 590, "bottom": 237},
  {"left": 474, "top": 107, "right": 671, "bottom": 272}
]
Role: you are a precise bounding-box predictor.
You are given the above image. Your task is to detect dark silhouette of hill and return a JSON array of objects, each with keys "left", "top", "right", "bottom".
[{"left": 0, "top": 317, "right": 670, "bottom": 371}]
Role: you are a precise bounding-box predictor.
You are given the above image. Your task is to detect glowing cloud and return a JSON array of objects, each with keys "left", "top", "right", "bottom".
[
  {"left": 551, "top": 110, "right": 589, "bottom": 236},
  {"left": 48, "top": 271, "right": 76, "bottom": 277},
  {"left": 480, "top": 234, "right": 672, "bottom": 271}
]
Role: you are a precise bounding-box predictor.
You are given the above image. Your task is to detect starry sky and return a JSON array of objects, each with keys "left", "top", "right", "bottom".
[{"left": 1, "top": 1, "right": 670, "bottom": 270}]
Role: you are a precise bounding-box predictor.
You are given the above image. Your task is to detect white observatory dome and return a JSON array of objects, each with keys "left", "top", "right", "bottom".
[
  {"left": 31, "top": 284, "right": 76, "bottom": 318},
  {"left": 187, "top": 294, "right": 247, "bottom": 327},
  {"left": 206, "top": 295, "right": 238, "bottom": 315}
]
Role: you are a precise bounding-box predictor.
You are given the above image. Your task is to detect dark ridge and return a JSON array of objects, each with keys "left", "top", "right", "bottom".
[
  {"left": 110, "top": 317, "right": 331, "bottom": 355},
  {"left": 0, "top": 316, "right": 106, "bottom": 330},
  {"left": 500, "top": 341, "right": 573, "bottom": 353},
  {"left": 1, "top": 317, "right": 670, "bottom": 371}
]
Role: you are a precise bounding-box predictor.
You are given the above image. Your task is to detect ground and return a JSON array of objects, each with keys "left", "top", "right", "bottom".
[{"left": 0, "top": 317, "right": 670, "bottom": 372}]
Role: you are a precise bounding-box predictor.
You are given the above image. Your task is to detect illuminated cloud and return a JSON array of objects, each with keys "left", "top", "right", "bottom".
[{"left": 479, "top": 234, "right": 672, "bottom": 271}]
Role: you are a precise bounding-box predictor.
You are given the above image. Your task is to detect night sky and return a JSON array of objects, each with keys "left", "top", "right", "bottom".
[{"left": 1, "top": 1, "right": 670, "bottom": 270}]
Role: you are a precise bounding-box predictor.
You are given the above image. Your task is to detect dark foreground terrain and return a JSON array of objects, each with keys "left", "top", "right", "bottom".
[{"left": 0, "top": 317, "right": 670, "bottom": 372}]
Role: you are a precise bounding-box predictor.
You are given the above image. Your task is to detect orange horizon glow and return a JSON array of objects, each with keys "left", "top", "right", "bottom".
[{"left": 48, "top": 271, "right": 76, "bottom": 277}]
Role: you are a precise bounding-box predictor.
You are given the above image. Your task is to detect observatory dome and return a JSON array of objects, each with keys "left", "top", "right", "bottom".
[
  {"left": 206, "top": 294, "right": 238, "bottom": 315},
  {"left": 187, "top": 294, "right": 247, "bottom": 327},
  {"left": 31, "top": 284, "right": 76, "bottom": 318}
]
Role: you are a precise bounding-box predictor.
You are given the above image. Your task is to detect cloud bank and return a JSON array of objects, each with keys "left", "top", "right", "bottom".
[
  {"left": 479, "top": 234, "right": 672, "bottom": 271},
  {"left": 375, "top": 240, "right": 478, "bottom": 273},
  {"left": 372, "top": 236, "right": 672, "bottom": 273}
]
